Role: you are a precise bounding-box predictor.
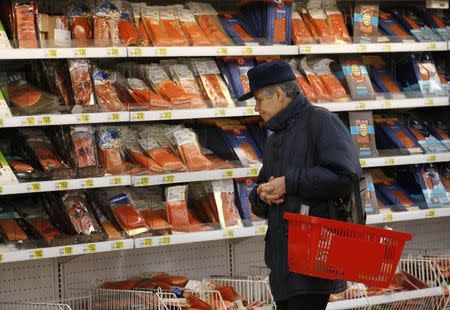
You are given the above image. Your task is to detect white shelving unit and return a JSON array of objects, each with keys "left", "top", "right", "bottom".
[
  {"left": 360, "top": 152, "right": 450, "bottom": 168},
  {"left": 0, "top": 46, "right": 127, "bottom": 59}
]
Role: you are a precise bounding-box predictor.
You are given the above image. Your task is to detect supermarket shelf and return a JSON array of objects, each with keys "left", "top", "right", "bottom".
[
  {"left": 132, "top": 166, "right": 261, "bottom": 187},
  {"left": 130, "top": 106, "right": 257, "bottom": 122},
  {"left": 367, "top": 207, "right": 450, "bottom": 225},
  {"left": 299, "top": 41, "right": 448, "bottom": 54},
  {"left": 316, "top": 96, "right": 449, "bottom": 112},
  {"left": 127, "top": 45, "right": 299, "bottom": 57},
  {"left": 0, "top": 112, "right": 129, "bottom": 128},
  {"left": 0, "top": 239, "right": 133, "bottom": 264},
  {"left": 0, "top": 175, "right": 130, "bottom": 195},
  {"left": 0, "top": 47, "right": 127, "bottom": 59},
  {"left": 326, "top": 287, "right": 445, "bottom": 309},
  {"left": 360, "top": 152, "right": 450, "bottom": 168}
]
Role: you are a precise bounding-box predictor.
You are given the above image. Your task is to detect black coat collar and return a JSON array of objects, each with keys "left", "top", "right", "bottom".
[{"left": 265, "top": 93, "right": 309, "bottom": 132}]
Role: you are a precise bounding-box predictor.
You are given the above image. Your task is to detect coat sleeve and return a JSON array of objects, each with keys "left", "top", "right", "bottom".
[
  {"left": 285, "top": 110, "right": 362, "bottom": 201},
  {"left": 249, "top": 164, "right": 270, "bottom": 219}
]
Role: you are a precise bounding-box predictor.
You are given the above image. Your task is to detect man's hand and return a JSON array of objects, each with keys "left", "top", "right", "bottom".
[{"left": 257, "top": 176, "right": 286, "bottom": 205}]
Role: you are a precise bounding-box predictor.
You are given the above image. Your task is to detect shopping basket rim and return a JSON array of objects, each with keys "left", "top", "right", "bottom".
[{"left": 283, "top": 212, "right": 412, "bottom": 241}]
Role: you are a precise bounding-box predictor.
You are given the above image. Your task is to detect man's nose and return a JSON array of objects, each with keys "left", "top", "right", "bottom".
[{"left": 254, "top": 104, "right": 259, "bottom": 112}]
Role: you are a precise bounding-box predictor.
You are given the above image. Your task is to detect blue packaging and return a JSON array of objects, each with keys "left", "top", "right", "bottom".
[
  {"left": 235, "top": 178, "right": 262, "bottom": 226},
  {"left": 220, "top": 124, "right": 263, "bottom": 167},
  {"left": 422, "top": 120, "right": 450, "bottom": 151},
  {"left": 375, "top": 118, "right": 423, "bottom": 154},
  {"left": 414, "top": 164, "right": 450, "bottom": 208},
  {"left": 406, "top": 119, "right": 448, "bottom": 153},
  {"left": 392, "top": 8, "right": 441, "bottom": 42},
  {"left": 411, "top": 53, "right": 445, "bottom": 97}
]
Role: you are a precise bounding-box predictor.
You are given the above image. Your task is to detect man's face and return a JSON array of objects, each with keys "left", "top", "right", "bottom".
[{"left": 254, "top": 87, "right": 286, "bottom": 122}]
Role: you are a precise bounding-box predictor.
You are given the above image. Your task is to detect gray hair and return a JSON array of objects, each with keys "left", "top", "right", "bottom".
[{"left": 262, "top": 80, "right": 300, "bottom": 98}]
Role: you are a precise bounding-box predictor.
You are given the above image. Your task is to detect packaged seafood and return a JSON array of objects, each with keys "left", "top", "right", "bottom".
[
  {"left": 406, "top": 119, "right": 448, "bottom": 153},
  {"left": 419, "top": 9, "right": 450, "bottom": 41},
  {"left": 94, "top": 0, "right": 121, "bottom": 47},
  {"left": 306, "top": 6, "right": 335, "bottom": 44},
  {"left": 300, "top": 8, "right": 320, "bottom": 43},
  {"left": 109, "top": 192, "right": 148, "bottom": 236},
  {"left": 138, "top": 134, "right": 186, "bottom": 172},
  {"left": 117, "top": 3, "right": 140, "bottom": 46},
  {"left": 173, "top": 128, "right": 212, "bottom": 172},
  {"left": 414, "top": 164, "right": 450, "bottom": 208},
  {"left": 0, "top": 209, "right": 28, "bottom": 242},
  {"left": 165, "top": 185, "right": 190, "bottom": 228},
  {"left": 0, "top": 149, "right": 20, "bottom": 185},
  {"left": 340, "top": 55, "right": 376, "bottom": 100},
  {"left": 422, "top": 120, "right": 450, "bottom": 151},
  {"left": 188, "top": 182, "right": 219, "bottom": 225},
  {"left": 219, "top": 13, "right": 255, "bottom": 45},
  {"left": 212, "top": 179, "right": 243, "bottom": 229},
  {"left": 68, "top": 59, "right": 96, "bottom": 110},
  {"left": 372, "top": 168, "right": 415, "bottom": 208},
  {"left": 362, "top": 55, "right": 403, "bottom": 98},
  {"left": 41, "top": 60, "right": 75, "bottom": 112},
  {"left": 97, "top": 126, "right": 132, "bottom": 175},
  {"left": 90, "top": 198, "right": 122, "bottom": 240},
  {"left": 288, "top": 58, "right": 317, "bottom": 102},
  {"left": 219, "top": 124, "right": 262, "bottom": 167},
  {"left": 131, "top": 188, "right": 171, "bottom": 233},
  {"left": 267, "top": 1, "right": 292, "bottom": 45},
  {"left": 126, "top": 132, "right": 164, "bottom": 173},
  {"left": 378, "top": 11, "right": 412, "bottom": 42},
  {"left": 68, "top": 3, "right": 93, "bottom": 47},
  {"left": 392, "top": 8, "right": 440, "bottom": 42},
  {"left": 312, "top": 58, "right": 350, "bottom": 102},
  {"left": 93, "top": 69, "right": 125, "bottom": 112},
  {"left": 323, "top": 1, "right": 350, "bottom": 44},
  {"left": 291, "top": 8, "right": 313, "bottom": 44},
  {"left": 168, "top": 63, "right": 206, "bottom": 108},
  {"left": 235, "top": 178, "right": 263, "bottom": 225},
  {"left": 300, "top": 57, "right": 331, "bottom": 102},
  {"left": 349, "top": 111, "right": 379, "bottom": 157},
  {"left": 13, "top": 0, "right": 39, "bottom": 48},
  {"left": 70, "top": 126, "right": 103, "bottom": 177},
  {"left": 353, "top": 2, "right": 379, "bottom": 43},
  {"left": 362, "top": 171, "right": 379, "bottom": 214},
  {"left": 375, "top": 117, "right": 423, "bottom": 154},
  {"left": 127, "top": 78, "right": 171, "bottom": 110},
  {"left": 411, "top": 53, "right": 445, "bottom": 97},
  {"left": 177, "top": 7, "right": 211, "bottom": 46},
  {"left": 191, "top": 59, "right": 235, "bottom": 108},
  {"left": 6, "top": 155, "right": 44, "bottom": 181},
  {"left": 61, "top": 191, "right": 98, "bottom": 236},
  {"left": 221, "top": 57, "right": 255, "bottom": 102}
]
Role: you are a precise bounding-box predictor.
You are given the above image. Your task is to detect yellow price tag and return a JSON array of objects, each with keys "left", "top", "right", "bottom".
[
  {"left": 47, "top": 49, "right": 58, "bottom": 58},
  {"left": 30, "top": 182, "right": 41, "bottom": 192},
  {"left": 25, "top": 116, "right": 36, "bottom": 126},
  {"left": 225, "top": 229, "right": 235, "bottom": 238},
  {"left": 257, "top": 226, "right": 267, "bottom": 235},
  {"left": 0, "top": 186, "right": 3, "bottom": 194},
  {"left": 302, "top": 45, "right": 312, "bottom": 53},
  {"left": 219, "top": 47, "right": 229, "bottom": 56},
  {"left": 84, "top": 179, "right": 95, "bottom": 188},
  {"left": 160, "top": 111, "right": 173, "bottom": 120},
  {"left": 135, "top": 112, "right": 145, "bottom": 121},
  {"left": 426, "top": 210, "right": 436, "bottom": 218},
  {"left": 386, "top": 158, "right": 395, "bottom": 165},
  {"left": 0, "top": 253, "right": 3, "bottom": 263},
  {"left": 427, "top": 155, "right": 437, "bottom": 162},
  {"left": 160, "top": 236, "right": 171, "bottom": 245},
  {"left": 63, "top": 246, "right": 73, "bottom": 256},
  {"left": 356, "top": 102, "right": 366, "bottom": 109},
  {"left": 156, "top": 47, "right": 168, "bottom": 56},
  {"left": 76, "top": 48, "right": 87, "bottom": 57},
  {"left": 223, "top": 169, "right": 233, "bottom": 178},
  {"left": 427, "top": 43, "right": 437, "bottom": 50},
  {"left": 382, "top": 44, "right": 392, "bottom": 52},
  {"left": 360, "top": 159, "right": 367, "bottom": 168},
  {"left": 111, "top": 177, "right": 122, "bottom": 186},
  {"left": 139, "top": 177, "right": 149, "bottom": 186},
  {"left": 33, "top": 249, "right": 44, "bottom": 259},
  {"left": 425, "top": 99, "right": 434, "bottom": 106},
  {"left": 132, "top": 47, "right": 143, "bottom": 56},
  {"left": 56, "top": 181, "right": 69, "bottom": 191},
  {"left": 245, "top": 107, "right": 254, "bottom": 115},
  {"left": 80, "top": 114, "right": 91, "bottom": 123},
  {"left": 110, "top": 113, "right": 120, "bottom": 121},
  {"left": 40, "top": 115, "right": 52, "bottom": 125},
  {"left": 242, "top": 47, "right": 253, "bottom": 55},
  {"left": 163, "top": 175, "right": 175, "bottom": 183},
  {"left": 143, "top": 238, "right": 153, "bottom": 247},
  {"left": 113, "top": 241, "right": 124, "bottom": 250},
  {"left": 110, "top": 48, "right": 120, "bottom": 57},
  {"left": 383, "top": 101, "right": 392, "bottom": 108},
  {"left": 384, "top": 214, "right": 393, "bottom": 222},
  {"left": 216, "top": 108, "right": 226, "bottom": 117},
  {"left": 0, "top": 118, "right": 4, "bottom": 127},
  {"left": 249, "top": 168, "right": 258, "bottom": 177},
  {"left": 86, "top": 244, "right": 96, "bottom": 253},
  {"left": 358, "top": 44, "right": 367, "bottom": 52}
]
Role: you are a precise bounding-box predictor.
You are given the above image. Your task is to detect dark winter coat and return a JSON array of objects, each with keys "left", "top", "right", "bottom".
[{"left": 249, "top": 93, "right": 362, "bottom": 301}]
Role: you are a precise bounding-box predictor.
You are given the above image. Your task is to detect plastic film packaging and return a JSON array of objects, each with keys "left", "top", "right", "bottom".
[
  {"left": 323, "top": 0, "right": 350, "bottom": 44},
  {"left": 97, "top": 126, "right": 131, "bottom": 175},
  {"left": 212, "top": 179, "right": 243, "bottom": 229},
  {"left": 374, "top": 117, "right": 423, "bottom": 155},
  {"left": 0, "top": 209, "right": 28, "bottom": 243},
  {"left": 127, "top": 78, "right": 171, "bottom": 110},
  {"left": 70, "top": 126, "right": 103, "bottom": 178},
  {"left": 68, "top": 59, "right": 96, "bottom": 111},
  {"left": 61, "top": 191, "right": 99, "bottom": 236},
  {"left": 349, "top": 111, "right": 379, "bottom": 157},
  {"left": 219, "top": 13, "right": 255, "bottom": 46},
  {"left": 177, "top": 7, "right": 211, "bottom": 46},
  {"left": 414, "top": 164, "right": 450, "bottom": 208},
  {"left": 362, "top": 55, "right": 404, "bottom": 98},
  {"left": 406, "top": 119, "right": 448, "bottom": 153},
  {"left": 165, "top": 185, "right": 190, "bottom": 229},
  {"left": 93, "top": 69, "right": 125, "bottom": 112},
  {"left": 168, "top": 63, "right": 206, "bottom": 108},
  {"left": 353, "top": 2, "right": 379, "bottom": 43},
  {"left": 340, "top": 55, "right": 375, "bottom": 100},
  {"left": 68, "top": 3, "right": 93, "bottom": 47},
  {"left": 378, "top": 11, "right": 412, "bottom": 42},
  {"left": 173, "top": 128, "right": 212, "bottom": 172},
  {"left": 109, "top": 191, "right": 148, "bottom": 236},
  {"left": 411, "top": 53, "right": 445, "bottom": 97},
  {"left": 117, "top": 2, "right": 140, "bottom": 46},
  {"left": 94, "top": 0, "right": 121, "bottom": 47},
  {"left": 391, "top": 7, "right": 440, "bottom": 42},
  {"left": 291, "top": 7, "right": 313, "bottom": 44},
  {"left": 0, "top": 20, "right": 12, "bottom": 48},
  {"left": 288, "top": 58, "right": 317, "bottom": 102},
  {"left": 306, "top": 5, "right": 335, "bottom": 44},
  {"left": 312, "top": 58, "right": 350, "bottom": 102},
  {"left": 13, "top": 0, "right": 40, "bottom": 48}
]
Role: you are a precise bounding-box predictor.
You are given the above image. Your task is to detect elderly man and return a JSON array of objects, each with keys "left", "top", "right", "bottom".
[{"left": 239, "top": 61, "right": 361, "bottom": 310}]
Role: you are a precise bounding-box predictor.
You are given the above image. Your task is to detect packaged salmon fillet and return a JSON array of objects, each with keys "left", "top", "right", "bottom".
[
  {"left": 300, "top": 57, "right": 331, "bottom": 102},
  {"left": 422, "top": 120, "right": 450, "bottom": 151},
  {"left": 379, "top": 11, "right": 412, "bottom": 42},
  {"left": 410, "top": 53, "right": 445, "bottom": 97},
  {"left": 414, "top": 164, "right": 450, "bottom": 208},
  {"left": 0, "top": 209, "right": 28, "bottom": 242},
  {"left": 439, "top": 165, "right": 450, "bottom": 193},
  {"left": 349, "top": 111, "right": 379, "bottom": 157},
  {"left": 165, "top": 185, "right": 190, "bottom": 229},
  {"left": 41, "top": 60, "right": 75, "bottom": 112},
  {"left": 91, "top": 200, "right": 122, "bottom": 240},
  {"left": 168, "top": 63, "right": 207, "bottom": 108},
  {"left": 405, "top": 118, "right": 447, "bottom": 153},
  {"left": 222, "top": 57, "right": 255, "bottom": 103},
  {"left": 191, "top": 59, "right": 235, "bottom": 108},
  {"left": 419, "top": 9, "right": 450, "bottom": 42},
  {"left": 353, "top": 2, "right": 379, "bottom": 43},
  {"left": 374, "top": 117, "right": 423, "bottom": 154},
  {"left": 235, "top": 178, "right": 263, "bottom": 225},
  {"left": 109, "top": 192, "right": 148, "bottom": 236},
  {"left": 187, "top": 2, "right": 234, "bottom": 46},
  {"left": 300, "top": 8, "right": 319, "bottom": 43},
  {"left": 307, "top": 6, "right": 335, "bottom": 44},
  {"left": 323, "top": 0, "right": 350, "bottom": 44},
  {"left": 12, "top": 0, "right": 39, "bottom": 48},
  {"left": 173, "top": 128, "right": 212, "bottom": 172},
  {"left": 219, "top": 13, "right": 255, "bottom": 45},
  {"left": 392, "top": 8, "right": 440, "bottom": 42},
  {"left": 362, "top": 55, "right": 403, "bottom": 98},
  {"left": 70, "top": 126, "right": 103, "bottom": 178},
  {"left": 188, "top": 182, "right": 220, "bottom": 226},
  {"left": 212, "top": 179, "right": 243, "bottom": 229},
  {"left": 340, "top": 55, "right": 376, "bottom": 100},
  {"left": 219, "top": 124, "right": 262, "bottom": 167},
  {"left": 267, "top": 1, "right": 292, "bottom": 45},
  {"left": 312, "top": 58, "right": 349, "bottom": 102},
  {"left": 372, "top": 169, "right": 415, "bottom": 208},
  {"left": 68, "top": 59, "right": 96, "bottom": 110},
  {"left": 177, "top": 7, "right": 211, "bottom": 46},
  {"left": 138, "top": 134, "right": 186, "bottom": 172},
  {"left": 125, "top": 133, "right": 164, "bottom": 173},
  {"left": 93, "top": 69, "right": 125, "bottom": 112},
  {"left": 127, "top": 78, "right": 171, "bottom": 110},
  {"left": 291, "top": 7, "right": 313, "bottom": 44},
  {"left": 141, "top": 64, "right": 191, "bottom": 107},
  {"left": 61, "top": 191, "right": 99, "bottom": 236},
  {"left": 288, "top": 58, "right": 317, "bottom": 102},
  {"left": 68, "top": 3, "right": 93, "bottom": 47},
  {"left": 94, "top": 0, "right": 121, "bottom": 47},
  {"left": 117, "top": 2, "right": 141, "bottom": 47},
  {"left": 97, "top": 127, "right": 130, "bottom": 175},
  {"left": 7, "top": 155, "right": 44, "bottom": 181},
  {"left": 142, "top": 6, "right": 189, "bottom": 47}
]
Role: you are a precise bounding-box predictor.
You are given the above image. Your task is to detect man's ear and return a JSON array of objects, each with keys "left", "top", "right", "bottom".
[{"left": 274, "top": 86, "right": 285, "bottom": 102}]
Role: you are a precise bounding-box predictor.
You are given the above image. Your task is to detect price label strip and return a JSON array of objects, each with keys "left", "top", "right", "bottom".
[
  {"left": 138, "top": 177, "right": 149, "bottom": 186},
  {"left": 56, "top": 180, "right": 69, "bottom": 191},
  {"left": 160, "top": 111, "right": 173, "bottom": 120},
  {"left": 162, "top": 175, "right": 175, "bottom": 184},
  {"left": 132, "top": 47, "right": 143, "bottom": 57},
  {"left": 29, "top": 182, "right": 41, "bottom": 193},
  {"left": 40, "top": 115, "right": 52, "bottom": 125},
  {"left": 156, "top": 47, "right": 168, "bottom": 56},
  {"left": 74, "top": 48, "right": 87, "bottom": 57},
  {"left": 426, "top": 210, "right": 436, "bottom": 218},
  {"left": 62, "top": 246, "right": 74, "bottom": 256},
  {"left": 32, "top": 249, "right": 44, "bottom": 259},
  {"left": 111, "top": 176, "right": 122, "bottom": 186},
  {"left": 143, "top": 238, "right": 153, "bottom": 247},
  {"left": 25, "top": 116, "right": 36, "bottom": 126},
  {"left": 79, "top": 114, "right": 91, "bottom": 123},
  {"left": 83, "top": 179, "right": 95, "bottom": 188},
  {"left": 109, "top": 113, "right": 120, "bottom": 121},
  {"left": 113, "top": 241, "right": 124, "bottom": 250},
  {"left": 160, "top": 236, "right": 171, "bottom": 245},
  {"left": 0, "top": 253, "right": 3, "bottom": 263},
  {"left": 86, "top": 244, "right": 96, "bottom": 253}
]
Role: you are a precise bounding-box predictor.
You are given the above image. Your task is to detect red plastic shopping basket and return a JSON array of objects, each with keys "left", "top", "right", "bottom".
[{"left": 283, "top": 212, "right": 412, "bottom": 288}]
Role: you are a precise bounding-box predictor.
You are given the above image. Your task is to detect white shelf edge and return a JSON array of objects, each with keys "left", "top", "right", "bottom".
[
  {"left": 361, "top": 152, "right": 450, "bottom": 168},
  {"left": 316, "top": 96, "right": 449, "bottom": 112},
  {"left": 367, "top": 207, "right": 450, "bottom": 224},
  {"left": 127, "top": 45, "right": 298, "bottom": 57},
  {"left": 0, "top": 47, "right": 127, "bottom": 59},
  {"left": 0, "top": 112, "right": 129, "bottom": 128},
  {"left": 0, "top": 175, "right": 130, "bottom": 195},
  {"left": 300, "top": 41, "right": 448, "bottom": 54}
]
